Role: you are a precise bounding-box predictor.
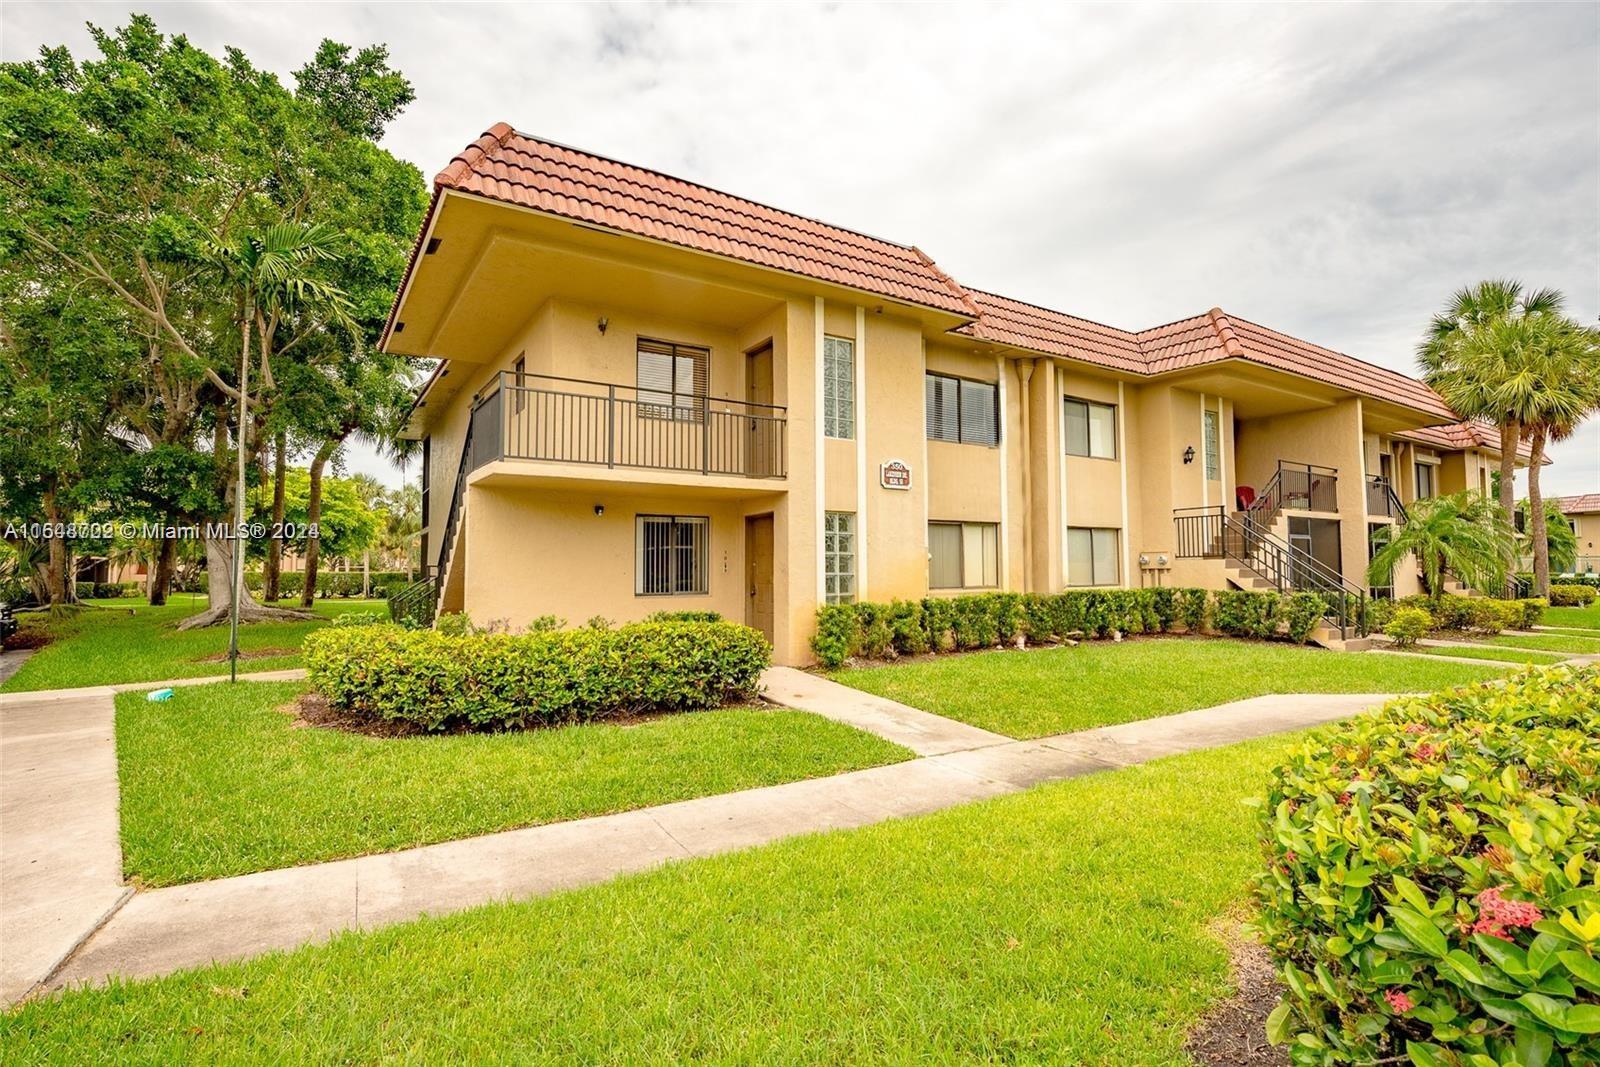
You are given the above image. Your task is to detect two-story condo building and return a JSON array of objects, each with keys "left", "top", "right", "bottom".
[{"left": 383, "top": 124, "right": 1534, "bottom": 665}]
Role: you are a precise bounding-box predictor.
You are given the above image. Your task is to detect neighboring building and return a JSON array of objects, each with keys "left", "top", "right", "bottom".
[
  {"left": 1554, "top": 494, "right": 1600, "bottom": 575},
  {"left": 383, "top": 124, "right": 1540, "bottom": 664}
]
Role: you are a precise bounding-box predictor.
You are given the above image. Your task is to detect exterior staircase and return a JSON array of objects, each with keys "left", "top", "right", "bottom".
[{"left": 388, "top": 416, "right": 476, "bottom": 628}]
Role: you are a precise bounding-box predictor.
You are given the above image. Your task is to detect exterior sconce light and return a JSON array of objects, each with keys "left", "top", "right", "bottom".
[
  {"left": 597, "top": 316, "right": 609, "bottom": 335},
  {"left": 1183, "top": 446, "right": 1196, "bottom": 465},
  {"left": 593, "top": 504, "right": 604, "bottom": 516}
]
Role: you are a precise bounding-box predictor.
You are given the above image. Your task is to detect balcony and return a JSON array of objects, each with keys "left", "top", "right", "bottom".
[
  {"left": 468, "top": 372, "right": 787, "bottom": 481},
  {"left": 1365, "top": 474, "right": 1405, "bottom": 520},
  {"left": 1239, "top": 460, "right": 1338, "bottom": 525}
]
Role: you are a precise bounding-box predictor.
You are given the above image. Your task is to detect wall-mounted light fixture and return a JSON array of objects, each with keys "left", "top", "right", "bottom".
[
  {"left": 593, "top": 504, "right": 605, "bottom": 516},
  {"left": 597, "top": 316, "right": 609, "bottom": 336},
  {"left": 1183, "top": 446, "right": 1196, "bottom": 465}
]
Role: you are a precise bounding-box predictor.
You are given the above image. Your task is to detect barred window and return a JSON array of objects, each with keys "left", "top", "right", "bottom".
[
  {"left": 1066, "top": 527, "right": 1119, "bottom": 587},
  {"left": 823, "top": 336, "right": 855, "bottom": 439},
  {"left": 925, "top": 373, "right": 998, "bottom": 445},
  {"left": 824, "top": 511, "right": 856, "bottom": 604},
  {"left": 1063, "top": 398, "right": 1116, "bottom": 459},
  {"left": 637, "top": 339, "right": 708, "bottom": 421},
  {"left": 1203, "top": 408, "right": 1219, "bottom": 480},
  {"left": 636, "top": 515, "right": 708, "bottom": 595},
  {"left": 928, "top": 521, "right": 999, "bottom": 589}
]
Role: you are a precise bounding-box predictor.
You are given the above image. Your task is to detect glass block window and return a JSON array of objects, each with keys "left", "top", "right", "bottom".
[
  {"left": 1066, "top": 527, "right": 1120, "bottom": 587},
  {"left": 823, "top": 336, "right": 855, "bottom": 439},
  {"left": 1063, "top": 398, "right": 1116, "bottom": 459},
  {"left": 928, "top": 521, "right": 999, "bottom": 589},
  {"left": 824, "top": 511, "right": 856, "bottom": 604},
  {"left": 636, "top": 515, "right": 709, "bottom": 595},
  {"left": 925, "top": 373, "right": 998, "bottom": 445},
  {"left": 1203, "top": 408, "right": 1219, "bottom": 480}
]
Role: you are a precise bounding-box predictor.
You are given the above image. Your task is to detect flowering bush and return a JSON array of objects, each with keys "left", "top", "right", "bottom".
[
  {"left": 305, "top": 620, "right": 770, "bottom": 731},
  {"left": 1253, "top": 666, "right": 1600, "bottom": 1065},
  {"left": 1385, "top": 607, "right": 1433, "bottom": 649}
]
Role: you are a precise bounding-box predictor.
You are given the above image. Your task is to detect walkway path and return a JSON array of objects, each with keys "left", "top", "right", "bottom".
[{"left": 4, "top": 671, "right": 1389, "bottom": 1000}]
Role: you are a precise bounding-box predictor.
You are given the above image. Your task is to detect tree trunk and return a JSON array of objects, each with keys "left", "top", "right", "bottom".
[
  {"left": 262, "top": 432, "right": 287, "bottom": 602},
  {"left": 1528, "top": 426, "right": 1550, "bottom": 598},
  {"left": 1498, "top": 418, "right": 1520, "bottom": 598},
  {"left": 361, "top": 549, "right": 370, "bottom": 598},
  {"left": 300, "top": 440, "right": 337, "bottom": 609},
  {"left": 40, "top": 487, "right": 70, "bottom": 609},
  {"left": 176, "top": 533, "right": 312, "bottom": 629},
  {"left": 148, "top": 534, "right": 178, "bottom": 607}
]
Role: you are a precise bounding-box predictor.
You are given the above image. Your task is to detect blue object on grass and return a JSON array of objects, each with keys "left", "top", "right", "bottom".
[{"left": 146, "top": 688, "right": 175, "bottom": 703}]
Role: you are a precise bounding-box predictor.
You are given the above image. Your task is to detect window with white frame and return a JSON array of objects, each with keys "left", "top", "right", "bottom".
[
  {"left": 925, "top": 373, "right": 999, "bottom": 446},
  {"left": 1203, "top": 409, "right": 1219, "bottom": 479},
  {"left": 928, "top": 521, "right": 999, "bottom": 590},
  {"left": 1414, "top": 461, "right": 1437, "bottom": 500},
  {"left": 823, "top": 336, "right": 855, "bottom": 439},
  {"left": 635, "top": 515, "right": 709, "bottom": 595},
  {"left": 823, "top": 511, "right": 856, "bottom": 603},
  {"left": 637, "top": 338, "right": 708, "bottom": 421},
  {"left": 1066, "top": 527, "right": 1120, "bottom": 587},
  {"left": 1063, "top": 398, "right": 1116, "bottom": 459}
]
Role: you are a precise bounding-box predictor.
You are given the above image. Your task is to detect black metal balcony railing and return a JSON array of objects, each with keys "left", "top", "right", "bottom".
[
  {"left": 468, "top": 371, "right": 788, "bottom": 479},
  {"left": 1246, "top": 460, "right": 1338, "bottom": 523},
  {"left": 1365, "top": 475, "right": 1406, "bottom": 520}
]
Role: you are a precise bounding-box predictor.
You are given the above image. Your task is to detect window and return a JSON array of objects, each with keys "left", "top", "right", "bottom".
[
  {"left": 512, "top": 353, "right": 526, "bottom": 414},
  {"left": 925, "top": 373, "right": 999, "bottom": 445},
  {"left": 1063, "top": 398, "right": 1116, "bottom": 459},
  {"left": 928, "top": 521, "right": 999, "bottom": 589},
  {"left": 1414, "top": 461, "right": 1437, "bottom": 500},
  {"left": 1203, "top": 409, "right": 1219, "bottom": 479},
  {"left": 824, "top": 511, "right": 856, "bottom": 604},
  {"left": 1066, "top": 527, "right": 1119, "bottom": 586},
  {"left": 823, "top": 336, "right": 855, "bottom": 439},
  {"left": 637, "top": 339, "right": 708, "bottom": 421},
  {"left": 636, "top": 515, "right": 708, "bottom": 595}
]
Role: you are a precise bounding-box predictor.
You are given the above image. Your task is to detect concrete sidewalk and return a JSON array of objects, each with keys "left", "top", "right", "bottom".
[
  {"left": 0, "top": 688, "right": 130, "bottom": 1004},
  {"left": 760, "top": 666, "right": 1010, "bottom": 755},
  {"left": 41, "top": 689, "right": 1386, "bottom": 995}
]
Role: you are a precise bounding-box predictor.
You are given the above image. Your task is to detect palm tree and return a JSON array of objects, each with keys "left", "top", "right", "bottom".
[
  {"left": 1418, "top": 280, "right": 1562, "bottom": 593},
  {"left": 1367, "top": 491, "right": 1516, "bottom": 600},
  {"left": 1513, "top": 316, "right": 1600, "bottom": 595},
  {"left": 1522, "top": 498, "right": 1579, "bottom": 576}
]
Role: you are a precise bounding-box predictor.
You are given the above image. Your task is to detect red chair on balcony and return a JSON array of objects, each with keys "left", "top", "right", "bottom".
[{"left": 1235, "top": 486, "right": 1256, "bottom": 513}]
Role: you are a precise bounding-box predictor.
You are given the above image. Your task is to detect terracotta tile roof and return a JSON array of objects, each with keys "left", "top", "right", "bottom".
[
  {"left": 1553, "top": 493, "right": 1600, "bottom": 514},
  {"left": 1393, "top": 420, "right": 1541, "bottom": 461},
  {"left": 953, "top": 291, "right": 1146, "bottom": 373},
  {"left": 435, "top": 124, "right": 976, "bottom": 317}
]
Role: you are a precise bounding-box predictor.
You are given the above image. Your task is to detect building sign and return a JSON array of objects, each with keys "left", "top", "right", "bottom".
[{"left": 879, "top": 459, "right": 912, "bottom": 490}]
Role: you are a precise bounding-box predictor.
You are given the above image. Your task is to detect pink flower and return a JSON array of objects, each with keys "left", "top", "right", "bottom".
[
  {"left": 1413, "top": 742, "right": 1439, "bottom": 761},
  {"left": 1384, "top": 989, "right": 1415, "bottom": 1014},
  {"left": 1472, "top": 918, "right": 1514, "bottom": 942},
  {"left": 1404, "top": 723, "right": 1428, "bottom": 735},
  {"left": 1476, "top": 886, "right": 1542, "bottom": 930}
]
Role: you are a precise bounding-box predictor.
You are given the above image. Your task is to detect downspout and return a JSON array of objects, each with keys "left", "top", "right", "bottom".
[{"left": 1016, "top": 359, "right": 1036, "bottom": 592}]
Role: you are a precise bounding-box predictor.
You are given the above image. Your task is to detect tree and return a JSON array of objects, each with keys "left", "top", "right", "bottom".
[
  {"left": 1, "top": 16, "right": 426, "bottom": 627},
  {"left": 1521, "top": 498, "right": 1579, "bottom": 576},
  {"left": 1509, "top": 315, "right": 1600, "bottom": 595},
  {"left": 1418, "top": 280, "right": 1562, "bottom": 594},
  {"left": 1368, "top": 491, "right": 1516, "bottom": 599}
]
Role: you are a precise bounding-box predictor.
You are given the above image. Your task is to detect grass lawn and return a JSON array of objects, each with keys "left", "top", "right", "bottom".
[
  {"left": 1479, "top": 630, "right": 1600, "bottom": 655},
  {"left": 1399, "top": 643, "right": 1570, "bottom": 666},
  {"left": 1, "top": 595, "right": 385, "bottom": 692},
  {"left": 829, "top": 636, "right": 1501, "bottom": 738},
  {"left": 117, "top": 680, "right": 911, "bottom": 885},
  {"left": 1543, "top": 602, "right": 1600, "bottom": 631},
  {"left": 2, "top": 732, "right": 1301, "bottom": 1064}
]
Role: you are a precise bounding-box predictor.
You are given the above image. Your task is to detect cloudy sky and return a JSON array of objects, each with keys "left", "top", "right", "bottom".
[{"left": 5, "top": 2, "right": 1597, "bottom": 494}]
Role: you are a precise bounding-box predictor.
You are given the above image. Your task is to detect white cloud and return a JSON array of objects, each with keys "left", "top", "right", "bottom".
[{"left": 5, "top": 1, "right": 1596, "bottom": 491}]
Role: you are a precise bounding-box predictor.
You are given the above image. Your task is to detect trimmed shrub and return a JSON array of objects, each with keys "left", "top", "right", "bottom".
[
  {"left": 1469, "top": 598, "right": 1524, "bottom": 635},
  {"left": 1178, "top": 587, "right": 1211, "bottom": 634},
  {"left": 1384, "top": 607, "right": 1432, "bottom": 649},
  {"left": 645, "top": 610, "right": 722, "bottom": 623},
  {"left": 811, "top": 604, "right": 861, "bottom": 668},
  {"left": 1215, "top": 589, "right": 1282, "bottom": 639},
  {"left": 1283, "top": 592, "right": 1328, "bottom": 644},
  {"left": 886, "top": 600, "right": 929, "bottom": 656},
  {"left": 306, "top": 620, "right": 771, "bottom": 732},
  {"left": 1551, "top": 584, "right": 1598, "bottom": 607},
  {"left": 1253, "top": 666, "right": 1600, "bottom": 1065}
]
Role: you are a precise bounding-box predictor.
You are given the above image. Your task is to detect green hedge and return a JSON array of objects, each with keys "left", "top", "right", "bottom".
[
  {"left": 1369, "top": 594, "right": 1546, "bottom": 636},
  {"left": 74, "top": 581, "right": 139, "bottom": 600},
  {"left": 1254, "top": 666, "right": 1600, "bottom": 1064},
  {"left": 304, "top": 620, "right": 771, "bottom": 732},
  {"left": 236, "top": 570, "right": 412, "bottom": 600},
  {"left": 811, "top": 587, "right": 1340, "bottom": 668},
  {"left": 1551, "top": 585, "right": 1598, "bottom": 608}
]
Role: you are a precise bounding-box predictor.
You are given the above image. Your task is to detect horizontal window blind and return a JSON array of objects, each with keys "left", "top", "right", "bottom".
[{"left": 926, "top": 373, "right": 998, "bottom": 445}]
